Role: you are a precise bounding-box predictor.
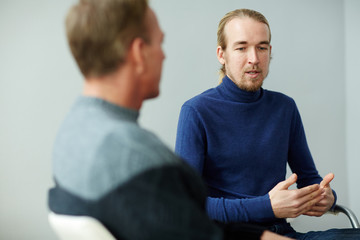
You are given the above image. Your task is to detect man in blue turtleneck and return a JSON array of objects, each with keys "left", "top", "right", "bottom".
[{"left": 175, "top": 8, "right": 360, "bottom": 239}]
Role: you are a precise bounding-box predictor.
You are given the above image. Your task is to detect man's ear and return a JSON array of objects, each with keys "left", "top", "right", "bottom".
[
  {"left": 216, "top": 46, "right": 225, "bottom": 65},
  {"left": 128, "top": 37, "right": 146, "bottom": 75}
]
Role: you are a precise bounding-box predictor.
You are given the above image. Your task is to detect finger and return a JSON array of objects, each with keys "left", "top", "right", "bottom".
[
  {"left": 307, "top": 202, "right": 328, "bottom": 211},
  {"left": 312, "top": 200, "right": 328, "bottom": 207},
  {"left": 297, "top": 194, "right": 324, "bottom": 215},
  {"left": 303, "top": 211, "right": 324, "bottom": 217},
  {"left": 293, "top": 183, "right": 321, "bottom": 199},
  {"left": 320, "top": 173, "right": 334, "bottom": 188},
  {"left": 277, "top": 173, "right": 297, "bottom": 190},
  {"left": 303, "top": 203, "right": 328, "bottom": 215}
]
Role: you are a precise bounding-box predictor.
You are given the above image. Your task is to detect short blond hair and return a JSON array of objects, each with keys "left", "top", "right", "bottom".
[
  {"left": 66, "top": 0, "right": 149, "bottom": 77},
  {"left": 217, "top": 9, "right": 271, "bottom": 79}
]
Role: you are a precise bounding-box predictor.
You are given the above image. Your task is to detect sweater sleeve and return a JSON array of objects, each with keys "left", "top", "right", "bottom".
[
  {"left": 175, "top": 104, "right": 276, "bottom": 223},
  {"left": 287, "top": 102, "right": 337, "bottom": 208},
  {"left": 206, "top": 195, "right": 275, "bottom": 223},
  {"left": 175, "top": 104, "right": 206, "bottom": 173}
]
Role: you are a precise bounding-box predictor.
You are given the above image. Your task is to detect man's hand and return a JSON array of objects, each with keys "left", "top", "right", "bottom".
[
  {"left": 269, "top": 173, "right": 324, "bottom": 218},
  {"left": 303, "top": 173, "right": 335, "bottom": 217}
]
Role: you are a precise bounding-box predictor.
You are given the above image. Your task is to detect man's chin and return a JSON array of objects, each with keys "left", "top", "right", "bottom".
[
  {"left": 145, "top": 90, "right": 160, "bottom": 100},
  {"left": 243, "top": 87, "right": 261, "bottom": 92},
  {"left": 240, "top": 81, "right": 263, "bottom": 92}
]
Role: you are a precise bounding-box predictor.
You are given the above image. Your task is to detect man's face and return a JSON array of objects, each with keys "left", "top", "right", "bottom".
[
  {"left": 142, "top": 8, "right": 165, "bottom": 99},
  {"left": 217, "top": 17, "right": 271, "bottom": 92}
]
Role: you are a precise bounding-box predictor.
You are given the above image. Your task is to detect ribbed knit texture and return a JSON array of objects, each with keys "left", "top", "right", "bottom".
[
  {"left": 48, "top": 96, "right": 224, "bottom": 240},
  {"left": 175, "top": 76, "right": 336, "bottom": 225}
]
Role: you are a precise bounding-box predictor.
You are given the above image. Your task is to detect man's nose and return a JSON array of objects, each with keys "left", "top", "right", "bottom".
[{"left": 248, "top": 48, "right": 259, "bottom": 64}]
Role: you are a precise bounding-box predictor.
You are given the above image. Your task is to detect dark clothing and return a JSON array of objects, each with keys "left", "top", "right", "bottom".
[
  {"left": 48, "top": 96, "right": 265, "bottom": 239},
  {"left": 175, "top": 76, "right": 360, "bottom": 239},
  {"left": 176, "top": 75, "right": 334, "bottom": 224}
]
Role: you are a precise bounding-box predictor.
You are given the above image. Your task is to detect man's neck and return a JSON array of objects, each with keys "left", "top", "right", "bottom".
[{"left": 83, "top": 67, "right": 143, "bottom": 110}]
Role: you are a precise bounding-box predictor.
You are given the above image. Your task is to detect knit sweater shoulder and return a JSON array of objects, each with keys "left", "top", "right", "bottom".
[
  {"left": 48, "top": 96, "right": 223, "bottom": 240},
  {"left": 175, "top": 76, "right": 334, "bottom": 225}
]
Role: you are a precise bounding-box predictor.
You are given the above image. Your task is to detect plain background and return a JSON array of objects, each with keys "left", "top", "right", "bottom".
[{"left": 0, "top": 0, "right": 359, "bottom": 239}]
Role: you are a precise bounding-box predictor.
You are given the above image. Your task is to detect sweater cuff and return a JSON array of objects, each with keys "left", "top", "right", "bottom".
[
  {"left": 330, "top": 189, "right": 337, "bottom": 210},
  {"left": 246, "top": 194, "right": 275, "bottom": 222}
]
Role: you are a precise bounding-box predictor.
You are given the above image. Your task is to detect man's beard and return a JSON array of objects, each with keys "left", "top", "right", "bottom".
[
  {"left": 238, "top": 77, "right": 265, "bottom": 92},
  {"left": 237, "top": 70, "right": 267, "bottom": 92}
]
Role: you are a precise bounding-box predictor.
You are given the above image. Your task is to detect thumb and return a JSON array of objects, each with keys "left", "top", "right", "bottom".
[
  {"left": 277, "top": 173, "right": 297, "bottom": 190},
  {"left": 320, "top": 173, "right": 334, "bottom": 188}
]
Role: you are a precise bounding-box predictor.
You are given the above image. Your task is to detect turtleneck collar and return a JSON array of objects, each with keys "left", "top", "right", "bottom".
[
  {"left": 77, "top": 96, "right": 139, "bottom": 122},
  {"left": 217, "top": 75, "right": 263, "bottom": 103}
]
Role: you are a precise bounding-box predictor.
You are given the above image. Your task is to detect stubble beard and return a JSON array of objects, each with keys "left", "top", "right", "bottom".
[{"left": 237, "top": 70, "right": 267, "bottom": 92}]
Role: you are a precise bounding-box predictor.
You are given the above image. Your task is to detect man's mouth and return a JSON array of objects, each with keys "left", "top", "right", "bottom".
[{"left": 245, "top": 70, "right": 261, "bottom": 78}]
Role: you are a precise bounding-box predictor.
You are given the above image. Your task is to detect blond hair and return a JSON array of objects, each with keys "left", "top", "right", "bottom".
[
  {"left": 217, "top": 9, "right": 271, "bottom": 79},
  {"left": 66, "top": 0, "right": 149, "bottom": 77}
]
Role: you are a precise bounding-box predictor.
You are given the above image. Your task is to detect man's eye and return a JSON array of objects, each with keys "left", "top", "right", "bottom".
[
  {"left": 236, "top": 48, "right": 245, "bottom": 51},
  {"left": 258, "top": 47, "right": 268, "bottom": 51}
]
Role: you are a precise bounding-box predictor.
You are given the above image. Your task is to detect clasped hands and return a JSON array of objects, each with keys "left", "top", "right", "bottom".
[{"left": 269, "top": 173, "right": 335, "bottom": 219}]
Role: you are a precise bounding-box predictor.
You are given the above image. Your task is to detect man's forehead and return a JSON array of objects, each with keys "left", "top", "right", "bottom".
[{"left": 224, "top": 17, "right": 270, "bottom": 43}]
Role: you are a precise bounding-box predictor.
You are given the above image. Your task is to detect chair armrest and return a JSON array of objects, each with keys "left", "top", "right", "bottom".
[{"left": 328, "top": 204, "right": 360, "bottom": 228}]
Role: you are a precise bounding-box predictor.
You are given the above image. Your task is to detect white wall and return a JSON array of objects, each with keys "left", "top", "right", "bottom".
[
  {"left": 345, "top": 0, "right": 360, "bottom": 219},
  {"left": 0, "top": 0, "right": 357, "bottom": 239},
  {"left": 0, "top": 1, "right": 79, "bottom": 239}
]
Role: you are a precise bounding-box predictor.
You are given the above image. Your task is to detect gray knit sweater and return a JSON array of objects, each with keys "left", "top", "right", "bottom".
[{"left": 48, "top": 96, "right": 223, "bottom": 240}]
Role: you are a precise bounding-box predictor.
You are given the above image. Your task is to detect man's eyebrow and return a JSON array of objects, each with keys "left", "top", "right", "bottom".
[
  {"left": 233, "top": 41, "right": 248, "bottom": 46},
  {"left": 259, "top": 41, "right": 270, "bottom": 45},
  {"left": 232, "top": 40, "right": 270, "bottom": 46}
]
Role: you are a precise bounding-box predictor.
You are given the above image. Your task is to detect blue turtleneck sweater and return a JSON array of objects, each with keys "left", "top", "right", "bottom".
[{"left": 175, "top": 76, "right": 336, "bottom": 225}]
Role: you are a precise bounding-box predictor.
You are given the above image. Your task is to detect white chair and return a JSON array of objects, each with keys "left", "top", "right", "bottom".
[{"left": 48, "top": 212, "right": 116, "bottom": 240}]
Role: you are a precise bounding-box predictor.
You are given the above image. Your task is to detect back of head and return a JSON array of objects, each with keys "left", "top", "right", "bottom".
[
  {"left": 66, "top": 0, "right": 149, "bottom": 78},
  {"left": 217, "top": 9, "right": 271, "bottom": 79}
]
